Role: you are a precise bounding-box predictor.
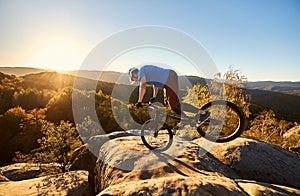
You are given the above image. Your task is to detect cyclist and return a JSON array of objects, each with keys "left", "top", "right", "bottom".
[{"left": 128, "top": 65, "right": 210, "bottom": 122}]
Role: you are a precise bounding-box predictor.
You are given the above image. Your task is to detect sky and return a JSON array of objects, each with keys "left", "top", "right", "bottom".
[{"left": 0, "top": 0, "right": 299, "bottom": 81}]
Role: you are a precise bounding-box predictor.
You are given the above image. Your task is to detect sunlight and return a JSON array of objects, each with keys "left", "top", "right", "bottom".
[{"left": 30, "top": 40, "right": 85, "bottom": 71}]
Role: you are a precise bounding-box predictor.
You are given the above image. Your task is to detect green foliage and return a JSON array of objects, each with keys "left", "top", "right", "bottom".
[
  {"left": 22, "top": 72, "right": 74, "bottom": 91},
  {"left": 0, "top": 107, "right": 46, "bottom": 165},
  {"left": 95, "top": 90, "right": 126, "bottom": 133},
  {"left": 12, "top": 88, "right": 51, "bottom": 110},
  {"left": 34, "top": 120, "right": 81, "bottom": 171},
  {"left": 77, "top": 116, "right": 101, "bottom": 143},
  {"left": 127, "top": 103, "right": 151, "bottom": 126},
  {"left": 183, "top": 67, "right": 250, "bottom": 117},
  {"left": 46, "top": 87, "right": 74, "bottom": 123},
  {"left": 243, "top": 110, "right": 293, "bottom": 145},
  {"left": 182, "top": 67, "right": 251, "bottom": 140},
  {"left": 214, "top": 68, "right": 250, "bottom": 117},
  {"left": 0, "top": 72, "right": 23, "bottom": 114}
]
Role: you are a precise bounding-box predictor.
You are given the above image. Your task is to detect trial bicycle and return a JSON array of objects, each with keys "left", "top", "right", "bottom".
[{"left": 140, "top": 100, "right": 246, "bottom": 152}]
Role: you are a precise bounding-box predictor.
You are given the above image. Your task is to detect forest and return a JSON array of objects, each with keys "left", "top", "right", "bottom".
[{"left": 0, "top": 70, "right": 299, "bottom": 169}]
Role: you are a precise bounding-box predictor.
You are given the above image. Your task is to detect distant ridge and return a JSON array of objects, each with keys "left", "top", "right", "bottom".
[
  {"left": 0, "top": 67, "right": 47, "bottom": 76},
  {"left": 247, "top": 81, "right": 300, "bottom": 96}
]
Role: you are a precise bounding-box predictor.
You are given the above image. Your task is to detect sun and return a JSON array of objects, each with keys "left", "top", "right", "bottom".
[{"left": 30, "top": 40, "right": 85, "bottom": 71}]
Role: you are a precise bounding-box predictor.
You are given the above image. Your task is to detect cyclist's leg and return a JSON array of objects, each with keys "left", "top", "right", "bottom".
[{"left": 165, "top": 70, "right": 181, "bottom": 115}]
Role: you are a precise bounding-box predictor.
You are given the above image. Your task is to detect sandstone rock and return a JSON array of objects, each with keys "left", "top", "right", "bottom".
[
  {"left": 283, "top": 125, "right": 300, "bottom": 139},
  {"left": 236, "top": 180, "right": 300, "bottom": 196},
  {"left": 195, "top": 137, "right": 300, "bottom": 189},
  {"left": 283, "top": 125, "right": 300, "bottom": 154},
  {"left": 87, "top": 131, "right": 136, "bottom": 157},
  {"left": 98, "top": 175, "right": 247, "bottom": 196},
  {"left": 67, "top": 144, "right": 97, "bottom": 190},
  {"left": 94, "top": 131, "right": 238, "bottom": 194},
  {"left": 0, "top": 163, "right": 61, "bottom": 181},
  {"left": 0, "top": 170, "right": 93, "bottom": 196},
  {"left": 0, "top": 173, "right": 9, "bottom": 182}
]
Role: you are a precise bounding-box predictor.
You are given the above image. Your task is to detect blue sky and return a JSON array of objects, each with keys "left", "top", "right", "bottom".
[{"left": 0, "top": 0, "right": 299, "bottom": 81}]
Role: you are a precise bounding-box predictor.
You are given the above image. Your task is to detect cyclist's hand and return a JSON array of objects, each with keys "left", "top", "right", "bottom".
[
  {"left": 149, "top": 97, "right": 155, "bottom": 105},
  {"left": 135, "top": 102, "right": 143, "bottom": 108}
]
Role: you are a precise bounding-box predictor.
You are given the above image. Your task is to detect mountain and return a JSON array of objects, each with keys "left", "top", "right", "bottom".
[
  {"left": 0, "top": 67, "right": 47, "bottom": 76},
  {"left": 245, "top": 88, "right": 300, "bottom": 121},
  {"left": 0, "top": 67, "right": 208, "bottom": 88},
  {"left": 247, "top": 81, "right": 300, "bottom": 96}
]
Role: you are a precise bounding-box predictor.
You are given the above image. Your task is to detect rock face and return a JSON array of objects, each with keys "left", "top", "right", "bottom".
[
  {"left": 236, "top": 180, "right": 300, "bottom": 196},
  {"left": 0, "top": 163, "right": 61, "bottom": 181},
  {"left": 94, "top": 132, "right": 239, "bottom": 193},
  {"left": 99, "top": 175, "right": 247, "bottom": 196},
  {"left": 284, "top": 125, "right": 300, "bottom": 140},
  {"left": 67, "top": 144, "right": 97, "bottom": 190},
  {"left": 195, "top": 137, "right": 300, "bottom": 189},
  {"left": 93, "top": 131, "right": 300, "bottom": 195},
  {"left": 1, "top": 131, "right": 300, "bottom": 195},
  {"left": 283, "top": 125, "right": 300, "bottom": 154},
  {"left": 0, "top": 170, "right": 93, "bottom": 196}
]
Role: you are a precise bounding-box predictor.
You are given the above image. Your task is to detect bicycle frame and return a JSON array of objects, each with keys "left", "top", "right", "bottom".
[{"left": 148, "top": 104, "right": 200, "bottom": 129}]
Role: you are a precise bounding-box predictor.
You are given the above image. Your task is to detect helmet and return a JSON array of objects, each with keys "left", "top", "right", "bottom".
[{"left": 128, "top": 67, "right": 138, "bottom": 81}]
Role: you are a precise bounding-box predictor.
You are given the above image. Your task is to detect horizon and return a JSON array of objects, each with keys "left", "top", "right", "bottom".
[
  {"left": 0, "top": 65, "right": 299, "bottom": 83},
  {"left": 1, "top": 0, "right": 300, "bottom": 81}
]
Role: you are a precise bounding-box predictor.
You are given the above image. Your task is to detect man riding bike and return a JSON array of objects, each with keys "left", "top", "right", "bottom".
[{"left": 128, "top": 65, "right": 210, "bottom": 122}]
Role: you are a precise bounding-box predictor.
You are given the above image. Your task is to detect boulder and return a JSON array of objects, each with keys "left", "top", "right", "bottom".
[
  {"left": 98, "top": 177, "right": 300, "bottom": 196},
  {"left": 67, "top": 144, "right": 97, "bottom": 190},
  {"left": 236, "top": 180, "right": 300, "bottom": 196},
  {"left": 0, "top": 170, "right": 93, "bottom": 196},
  {"left": 0, "top": 173, "right": 9, "bottom": 182},
  {"left": 283, "top": 125, "right": 300, "bottom": 154},
  {"left": 195, "top": 137, "right": 300, "bottom": 189},
  {"left": 94, "top": 131, "right": 238, "bottom": 194},
  {"left": 0, "top": 163, "right": 61, "bottom": 181},
  {"left": 98, "top": 175, "right": 247, "bottom": 196},
  {"left": 94, "top": 131, "right": 300, "bottom": 195},
  {"left": 283, "top": 125, "right": 300, "bottom": 139}
]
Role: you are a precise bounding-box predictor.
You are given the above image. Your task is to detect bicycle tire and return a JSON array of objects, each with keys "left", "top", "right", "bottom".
[
  {"left": 141, "top": 119, "right": 173, "bottom": 151},
  {"left": 197, "top": 100, "right": 246, "bottom": 142}
]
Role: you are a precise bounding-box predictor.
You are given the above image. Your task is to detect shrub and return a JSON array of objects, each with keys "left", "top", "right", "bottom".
[{"left": 33, "top": 120, "right": 82, "bottom": 171}]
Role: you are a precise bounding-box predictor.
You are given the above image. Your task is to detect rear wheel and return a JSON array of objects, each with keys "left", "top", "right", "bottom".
[
  {"left": 197, "top": 100, "right": 246, "bottom": 142},
  {"left": 141, "top": 119, "right": 173, "bottom": 151}
]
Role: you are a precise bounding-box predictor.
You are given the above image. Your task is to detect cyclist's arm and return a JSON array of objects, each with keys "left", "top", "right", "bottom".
[
  {"left": 153, "top": 85, "right": 158, "bottom": 98},
  {"left": 138, "top": 76, "right": 147, "bottom": 102}
]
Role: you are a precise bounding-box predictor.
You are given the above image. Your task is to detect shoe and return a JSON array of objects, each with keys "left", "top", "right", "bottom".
[{"left": 198, "top": 111, "right": 211, "bottom": 123}]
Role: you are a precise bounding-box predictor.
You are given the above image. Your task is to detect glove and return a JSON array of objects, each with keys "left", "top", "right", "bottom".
[
  {"left": 135, "top": 102, "right": 143, "bottom": 108},
  {"left": 149, "top": 97, "right": 156, "bottom": 105}
]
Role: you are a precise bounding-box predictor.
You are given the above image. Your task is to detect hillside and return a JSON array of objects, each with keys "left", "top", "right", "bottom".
[
  {"left": 0, "top": 67, "right": 46, "bottom": 76},
  {"left": 246, "top": 88, "right": 300, "bottom": 121},
  {"left": 2, "top": 69, "right": 300, "bottom": 122},
  {"left": 0, "top": 67, "right": 208, "bottom": 87},
  {"left": 1, "top": 69, "right": 300, "bottom": 122},
  {"left": 247, "top": 81, "right": 300, "bottom": 96}
]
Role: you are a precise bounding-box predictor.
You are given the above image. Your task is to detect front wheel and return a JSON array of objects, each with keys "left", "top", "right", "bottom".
[
  {"left": 197, "top": 100, "right": 246, "bottom": 142},
  {"left": 141, "top": 119, "right": 173, "bottom": 151}
]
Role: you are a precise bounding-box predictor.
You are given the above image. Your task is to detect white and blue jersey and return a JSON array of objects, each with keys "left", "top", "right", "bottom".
[{"left": 138, "top": 65, "right": 171, "bottom": 88}]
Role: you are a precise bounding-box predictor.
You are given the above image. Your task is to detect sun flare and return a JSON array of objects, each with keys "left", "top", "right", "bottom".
[{"left": 30, "top": 40, "right": 85, "bottom": 71}]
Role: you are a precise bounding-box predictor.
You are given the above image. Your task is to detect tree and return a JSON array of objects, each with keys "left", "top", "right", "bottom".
[
  {"left": 0, "top": 107, "right": 46, "bottom": 165},
  {"left": 13, "top": 88, "right": 50, "bottom": 110},
  {"left": 244, "top": 110, "right": 292, "bottom": 145},
  {"left": 183, "top": 66, "right": 250, "bottom": 117},
  {"left": 34, "top": 120, "right": 81, "bottom": 171},
  {"left": 46, "top": 87, "right": 74, "bottom": 123},
  {"left": 0, "top": 72, "right": 23, "bottom": 114}
]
